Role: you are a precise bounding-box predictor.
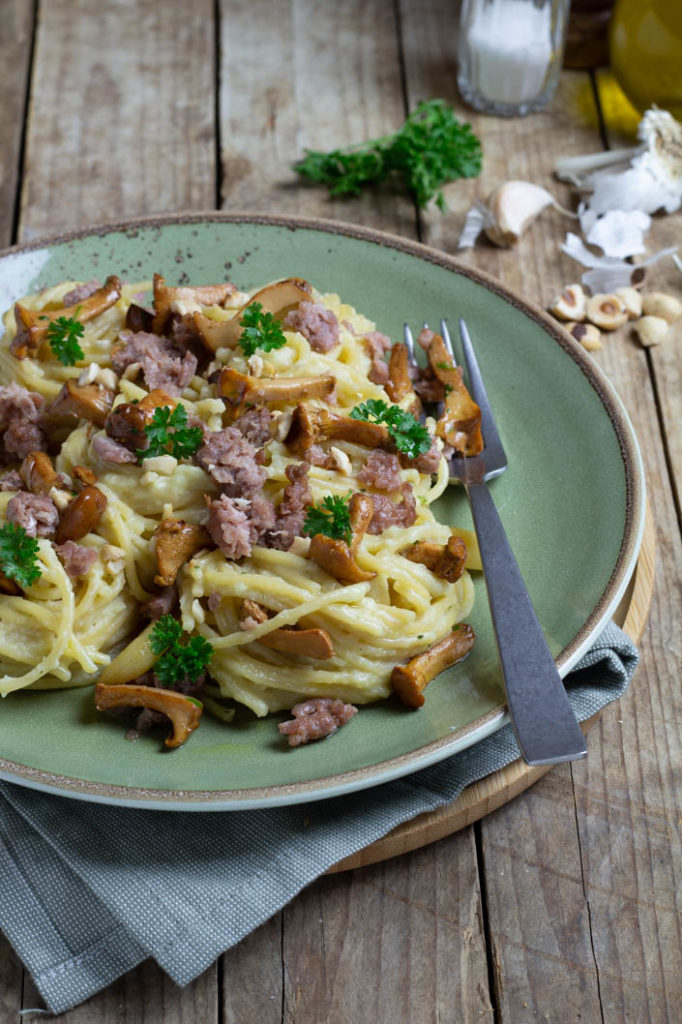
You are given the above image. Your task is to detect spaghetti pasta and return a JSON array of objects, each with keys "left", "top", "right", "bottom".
[{"left": 0, "top": 271, "right": 477, "bottom": 744}]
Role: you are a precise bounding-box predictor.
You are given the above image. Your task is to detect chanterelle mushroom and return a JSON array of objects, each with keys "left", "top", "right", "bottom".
[
  {"left": 19, "top": 451, "right": 59, "bottom": 494},
  {"left": 152, "top": 273, "right": 237, "bottom": 334},
  {"left": 47, "top": 378, "right": 115, "bottom": 427},
  {"left": 154, "top": 519, "right": 210, "bottom": 588},
  {"left": 420, "top": 330, "right": 483, "bottom": 456},
  {"left": 239, "top": 599, "right": 335, "bottom": 659},
  {"left": 391, "top": 624, "right": 476, "bottom": 708},
  {"left": 11, "top": 275, "right": 122, "bottom": 359},
  {"left": 403, "top": 535, "right": 467, "bottom": 583},
  {"left": 285, "top": 404, "right": 389, "bottom": 459},
  {"left": 218, "top": 368, "right": 336, "bottom": 420},
  {"left": 308, "top": 492, "right": 376, "bottom": 584},
  {"left": 95, "top": 682, "right": 202, "bottom": 748}
]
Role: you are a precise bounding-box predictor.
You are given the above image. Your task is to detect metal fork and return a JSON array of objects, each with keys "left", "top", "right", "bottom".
[{"left": 404, "top": 319, "right": 587, "bottom": 766}]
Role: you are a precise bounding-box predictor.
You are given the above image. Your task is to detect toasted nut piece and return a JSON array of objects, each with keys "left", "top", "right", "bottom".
[
  {"left": 641, "top": 291, "right": 682, "bottom": 323},
  {"left": 391, "top": 624, "right": 476, "bottom": 708},
  {"left": 95, "top": 682, "right": 202, "bottom": 748},
  {"left": 585, "top": 293, "right": 628, "bottom": 330},
  {"left": 614, "top": 287, "right": 642, "bottom": 319},
  {"left": 549, "top": 284, "right": 586, "bottom": 322},
  {"left": 565, "top": 321, "right": 602, "bottom": 351},
  {"left": 634, "top": 315, "right": 669, "bottom": 347}
]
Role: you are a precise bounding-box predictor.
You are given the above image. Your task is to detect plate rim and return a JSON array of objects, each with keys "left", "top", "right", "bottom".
[{"left": 0, "top": 211, "right": 646, "bottom": 810}]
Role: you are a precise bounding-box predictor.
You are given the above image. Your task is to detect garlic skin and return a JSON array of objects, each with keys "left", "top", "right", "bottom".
[
  {"left": 635, "top": 316, "right": 669, "bottom": 347},
  {"left": 484, "top": 181, "right": 556, "bottom": 247},
  {"left": 561, "top": 232, "right": 678, "bottom": 293}
]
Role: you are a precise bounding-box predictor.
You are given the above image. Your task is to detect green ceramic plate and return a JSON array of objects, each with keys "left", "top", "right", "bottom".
[{"left": 0, "top": 214, "right": 644, "bottom": 810}]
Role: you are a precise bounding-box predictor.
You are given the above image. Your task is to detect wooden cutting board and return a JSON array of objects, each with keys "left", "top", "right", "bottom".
[{"left": 329, "top": 503, "right": 655, "bottom": 873}]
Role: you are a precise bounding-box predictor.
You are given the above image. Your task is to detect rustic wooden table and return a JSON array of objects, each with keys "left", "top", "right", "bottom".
[{"left": 1, "top": 2, "right": 680, "bottom": 1022}]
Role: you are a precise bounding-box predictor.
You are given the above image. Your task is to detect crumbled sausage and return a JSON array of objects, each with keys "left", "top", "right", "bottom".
[
  {"left": 278, "top": 698, "right": 358, "bottom": 746},
  {"left": 195, "top": 427, "right": 267, "bottom": 498},
  {"left": 6, "top": 491, "right": 59, "bottom": 538},
  {"left": 357, "top": 450, "right": 403, "bottom": 492},
  {"left": 363, "top": 331, "right": 391, "bottom": 385},
  {"left": 367, "top": 483, "right": 417, "bottom": 534},
  {"left": 111, "top": 331, "right": 197, "bottom": 396},
  {"left": 61, "top": 280, "right": 101, "bottom": 307},
  {"left": 0, "top": 382, "right": 46, "bottom": 459},
  {"left": 91, "top": 433, "right": 139, "bottom": 464},
  {"left": 284, "top": 302, "right": 340, "bottom": 353},
  {"left": 55, "top": 540, "right": 98, "bottom": 578},
  {"left": 264, "top": 461, "right": 312, "bottom": 551}
]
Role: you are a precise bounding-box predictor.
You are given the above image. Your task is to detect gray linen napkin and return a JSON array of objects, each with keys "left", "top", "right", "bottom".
[{"left": 0, "top": 621, "right": 638, "bottom": 1015}]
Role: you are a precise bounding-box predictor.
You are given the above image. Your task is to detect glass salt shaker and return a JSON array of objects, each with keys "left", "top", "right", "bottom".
[{"left": 457, "top": 0, "right": 570, "bottom": 116}]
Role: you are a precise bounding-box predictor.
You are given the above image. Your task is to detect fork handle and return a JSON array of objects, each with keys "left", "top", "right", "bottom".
[{"left": 466, "top": 481, "right": 588, "bottom": 766}]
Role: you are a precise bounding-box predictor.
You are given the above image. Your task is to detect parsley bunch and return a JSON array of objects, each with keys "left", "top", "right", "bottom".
[
  {"left": 137, "top": 404, "right": 203, "bottom": 462},
  {"left": 350, "top": 399, "right": 432, "bottom": 460},
  {"left": 303, "top": 493, "right": 353, "bottom": 545},
  {"left": 293, "top": 99, "right": 482, "bottom": 211},
  {"left": 238, "top": 302, "right": 288, "bottom": 357},
  {"left": 149, "top": 615, "right": 213, "bottom": 689},
  {"left": 0, "top": 523, "right": 42, "bottom": 588},
  {"left": 45, "top": 315, "right": 85, "bottom": 365}
]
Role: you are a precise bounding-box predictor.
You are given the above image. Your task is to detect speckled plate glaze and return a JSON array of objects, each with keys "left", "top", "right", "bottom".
[{"left": 0, "top": 214, "right": 645, "bottom": 810}]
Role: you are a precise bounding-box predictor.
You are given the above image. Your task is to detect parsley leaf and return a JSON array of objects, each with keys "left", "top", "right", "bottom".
[
  {"left": 150, "top": 614, "right": 212, "bottom": 689},
  {"left": 0, "top": 523, "right": 42, "bottom": 588},
  {"left": 137, "top": 404, "right": 203, "bottom": 462},
  {"left": 149, "top": 614, "right": 182, "bottom": 655},
  {"left": 350, "top": 399, "right": 432, "bottom": 460},
  {"left": 238, "top": 302, "right": 287, "bottom": 357},
  {"left": 303, "top": 493, "right": 353, "bottom": 545},
  {"left": 46, "top": 315, "right": 85, "bottom": 365},
  {"left": 293, "top": 99, "right": 482, "bottom": 211}
]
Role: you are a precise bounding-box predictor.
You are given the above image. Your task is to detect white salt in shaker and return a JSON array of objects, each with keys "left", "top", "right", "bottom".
[{"left": 457, "top": 0, "right": 570, "bottom": 116}]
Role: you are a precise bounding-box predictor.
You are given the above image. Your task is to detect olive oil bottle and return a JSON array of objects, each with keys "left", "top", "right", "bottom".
[{"left": 610, "top": 0, "right": 682, "bottom": 119}]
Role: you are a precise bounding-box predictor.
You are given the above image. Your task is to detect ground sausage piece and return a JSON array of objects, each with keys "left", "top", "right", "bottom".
[
  {"left": 357, "top": 450, "right": 403, "bottom": 492},
  {"left": 264, "top": 461, "right": 312, "bottom": 551},
  {"left": 0, "top": 382, "right": 46, "bottom": 459},
  {"left": 205, "top": 495, "right": 254, "bottom": 560},
  {"left": 234, "top": 407, "right": 272, "bottom": 447},
  {"left": 140, "top": 585, "right": 179, "bottom": 620},
  {"left": 278, "top": 699, "right": 358, "bottom": 747},
  {"left": 366, "top": 483, "right": 417, "bottom": 535},
  {"left": 284, "top": 302, "right": 340, "bottom": 353},
  {"left": 91, "top": 433, "right": 139, "bottom": 464},
  {"left": 111, "top": 331, "right": 197, "bottom": 396},
  {"left": 55, "top": 540, "right": 98, "bottom": 578},
  {"left": 61, "top": 280, "right": 101, "bottom": 307},
  {"left": 6, "top": 492, "right": 59, "bottom": 538},
  {"left": 196, "top": 427, "right": 266, "bottom": 498},
  {"left": 363, "top": 331, "right": 391, "bottom": 386},
  {"left": 408, "top": 436, "right": 442, "bottom": 476},
  {"left": 0, "top": 470, "right": 23, "bottom": 491}
]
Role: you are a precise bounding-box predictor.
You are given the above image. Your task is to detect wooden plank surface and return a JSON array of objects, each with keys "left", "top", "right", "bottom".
[{"left": 0, "top": 1, "right": 679, "bottom": 1021}]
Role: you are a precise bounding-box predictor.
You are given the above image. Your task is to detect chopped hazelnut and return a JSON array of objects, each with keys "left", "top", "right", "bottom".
[
  {"left": 634, "top": 315, "right": 669, "bottom": 348},
  {"left": 585, "top": 294, "right": 628, "bottom": 330},
  {"left": 565, "top": 321, "right": 602, "bottom": 351},
  {"left": 549, "top": 284, "right": 586, "bottom": 322},
  {"left": 641, "top": 292, "right": 682, "bottom": 324},
  {"left": 614, "top": 287, "right": 642, "bottom": 320}
]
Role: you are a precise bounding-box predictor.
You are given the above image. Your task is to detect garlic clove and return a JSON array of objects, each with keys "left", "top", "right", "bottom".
[
  {"left": 484, "top": 181, "right": 557, "bottom": 248},
  {"left": 634, "top": 315, "right": 669, "bottom": 347},
  {"left": 565, "top": 321, "right": 602, "bottom": 351},
  {"left": 585, "top": 293, "right": 628, "bottom": 330},
  {"left": 614, "top": 287, "right": 643, "bottom": 319},
  {"left": 549, "top": 284, "right": 586, "bottom": 322},
  {"left": 641, "top": 291, "right": 682, "bottom": 324}
]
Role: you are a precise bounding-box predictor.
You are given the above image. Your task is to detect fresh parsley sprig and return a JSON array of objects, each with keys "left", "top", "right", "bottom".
[
  {"left": 137, "top": 404, "right": 203, "bottom": 462},
  {"left": 150, "top": 614, "right": 212, "bottom": 689},
  {"left": 303, "top": 493, "right": 353, "bottom": 545},
  {"left": 45, "top": 314, "right": 85, "bottom": 365},
  {"left": 238, "top": 302, "right": 287, "bottom": 357},
  {"left": 0, "top": 523, "right": 42, "bottom": 588},
  {"left": 293, "top": 99, "right": 482, "bottom": 211},
  {"left": 350, "top": 399, "right": 432, "bottom": 460}
]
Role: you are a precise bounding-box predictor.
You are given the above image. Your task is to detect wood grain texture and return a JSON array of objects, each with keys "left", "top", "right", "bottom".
[
  {"left": 0, "top": 0, "right": 36, "bottom": 1008},
  {"left": 283, "top": 830, "right": 493, "bottom": 1024},
  {"left": 0, "top": 0, "right": 34, "bottom": 246},
  {"left": 218, "top": 0, "right": 416, "bottom": 237},
  {"left": 221, "top": 914, "right": 284, "bottom": 1023},
  {"left": 18, "top": 0, "right": 216, "bottom": 241}
]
